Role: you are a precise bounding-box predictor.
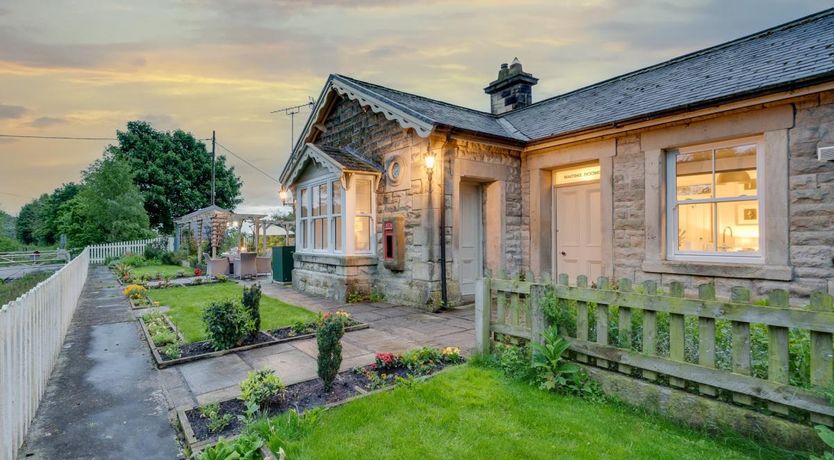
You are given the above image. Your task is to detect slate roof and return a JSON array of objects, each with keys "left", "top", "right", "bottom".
[
  {"left": 316, "top": 145, "right": 382, "bottom": 173},
  {"left": 333, "top": 8, "right": 834, "bottom": 143},
  {"left": 333, "top": 75, "right": 526, "bottom": 141}
]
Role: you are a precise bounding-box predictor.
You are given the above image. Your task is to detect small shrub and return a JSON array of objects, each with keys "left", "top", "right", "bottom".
[
  {"left": 162, "top": 343, "right": 181, "bottom": 360},
  {"left": 123, "top": 284, "right": 147, "bottom": 300},
  {"left": 175, "top": 270, "right": 186, "bottom": 278},
  {"left": 440, "top": 346, "right": 463, "bottom": 364},
  {"left": 194, "top": 267, "right": 203, "bottom": 277},
  {"left": 401, "top": 347, "right": 443, "bottom": 375},
  {"left": 120, "top": 254, "right": 146, "bottom": 267},
  {"left": 368, "top": 290, "right": 385, "bottom": 303},
  {"left": 317, "top": 315, "right": 346, "bottom": 391},
  {"left": 200, "top": 434, "right": 263, "bottom": 460},
  {"left": 374, "top": 352, "right": 400, "bottom": 370},
  {"left": 151, "top": 328, "right": 177, "bottom": 347},
  {"left": 346, "top": 290, "right": 365, "bottom": 304},
  {"left": 214, "top": 274, "right": 228, "bottom": 282},
  {"left": 143, "top": 239, "right": 167, "bottom": 261},
  {"left": 493, "top": 342, "right": 533, "bottom": 381},
  {"left": 240, "top": 368, "right": 286, "bottom": 408},
  {"left": 193, "top": 277, "right": 203, "bottom": 285},
  {"left": 242, "top": 284, "right": 262, "bottom": 332},
  {"left": 159, "top": 250, "right": 183, "bottom": 266},
  {"left": 202, "top": 301, "right": 254, "bottom": 351},
  {"left": 289, "top": 320, "right": 309, "bottom": 336},
  {"left": 199, "top": 403, "right": 234, "bottom": 434},
  {"left": 530, "top": 326, "right": 580, "bottom": 391}
]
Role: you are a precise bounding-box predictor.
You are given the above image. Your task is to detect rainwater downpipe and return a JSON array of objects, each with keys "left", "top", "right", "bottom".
[{"left": 438, "top": 135, "right": 450, "bottom": 309}]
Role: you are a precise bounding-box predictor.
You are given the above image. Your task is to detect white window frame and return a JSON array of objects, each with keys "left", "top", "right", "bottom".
[
  {"left": 294, "top": 173, "right": 375, "bottom": 256},
  {"left": 665, "top": 136, "right": 765, "bottom": 264}
]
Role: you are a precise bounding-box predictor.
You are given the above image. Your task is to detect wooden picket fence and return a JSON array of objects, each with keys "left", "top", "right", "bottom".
[
  {"left": 87, "top": 237, "right": 171, "bottom": 264},
  {"left": 0, "top": 248, "right": 90, "bottom": 460},
  {"left": 475, "top": 274, "right": 834, "bottom": 425}
]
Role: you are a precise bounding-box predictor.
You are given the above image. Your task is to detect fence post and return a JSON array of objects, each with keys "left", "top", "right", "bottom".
[
  {"left": 475, "top": 278, "right": 492, "bottom": 355},
  {"left": 767, "top": 289, "right": 790, "bottom": 415},
  {"left": 668, "top": 281, "right": 686, "bottom": 388},
  {"left": 530, "top": 284, "right": 546, "bottom": 345},
  {"left": 730, "top": 286, "right": 753, "bottom": 406},
  {"left": 697, "top": 283, "right": 717, "bottom": 397},
  {"left": 810, "top": 291, "right": 834, "bottom": 425}
]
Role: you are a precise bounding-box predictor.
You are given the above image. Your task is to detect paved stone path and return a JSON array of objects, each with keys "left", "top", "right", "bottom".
[
  {"left": 19, "top": 266, "right": 179, "bottom": 460},
  {"left": 160, "top": 281, "right": 475, "bottom": 409}
]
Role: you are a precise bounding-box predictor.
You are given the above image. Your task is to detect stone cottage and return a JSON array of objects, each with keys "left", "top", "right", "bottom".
[{"left": 279, "top": 9, "right": 834, "bottom": 307}]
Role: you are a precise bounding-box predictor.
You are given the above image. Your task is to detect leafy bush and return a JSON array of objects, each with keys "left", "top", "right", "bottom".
[
  {"left": 162, "top": 343, "right": 181, "bottom": 360},
  {"left": 199, "top": 434, "right": 263, "bottom": 460},
  {"left": 194, "top": 267, "right": 203, "bottom": 277},
  {"left": 143, "top": 239, "right": 167, "bottom": 261},
  {"left": 214, "top": 274, "right": 228, "bottom": 282},
  {"left": 242, "top": 284, "right": 262, "bottom": 332},
  {"left": 401, "top": 347, "right": 443, "bottom": 375},
  {"left": 531, "top": 326, "right": 581, "bottom": 391},
  {"left": 241, "top": 369, "right": 286, "bottom": 409},
  {"left": 812, "top": 425, "right": 834, "bottom": 460},
  {"left": 202, "top": 300, "right": 254, "bottom": 351},
  {"left": 0, "top": 235, "right": 19, "bottom": 252},
  {"left": 151, "top": 328, "right": 177, "bottom": 347},
  {"left": 199, "top": 403, "right": 234, "bottom": 434},
  {"left": 493, "top": 341, "right": 534, "bottom": 381},
  {"left": 317, "top": 315, "right": 346, "bottom": 391},
  {"left": 290, "top": 320, "right": 310, "bottom": 336},
  {"left": 120, "top": 253, "right": 146, "bottom": 267},
  {"left": 159, "top": 249, "right": 186, "bottom": 266}
]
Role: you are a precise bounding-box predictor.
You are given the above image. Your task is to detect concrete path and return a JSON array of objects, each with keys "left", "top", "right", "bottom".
[
  {"left": 160, "top": 281, "right": 475, "bottom": 409},
  {"left": 18, "top": 266, "right": 179, "bottom": 460}
]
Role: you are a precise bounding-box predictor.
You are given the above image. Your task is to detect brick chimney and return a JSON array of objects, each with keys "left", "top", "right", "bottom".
[{"left": 484, "top": 58, "right": 538, "bottom": 115}]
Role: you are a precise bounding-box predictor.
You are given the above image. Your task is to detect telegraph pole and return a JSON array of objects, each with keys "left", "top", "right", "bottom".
[{"left": 211, "top": 130, "right": 216, "bottom": 205}]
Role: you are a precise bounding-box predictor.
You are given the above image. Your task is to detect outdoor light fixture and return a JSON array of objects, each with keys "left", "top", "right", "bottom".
[
  {"left": 279, "top": 188, "right": 289, "bottom": 204},
  {"left": 425, "top": 153, "right": 436, "bottom": 170}
]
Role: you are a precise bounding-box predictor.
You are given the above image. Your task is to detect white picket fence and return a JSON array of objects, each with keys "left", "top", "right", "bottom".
[
  {"left": 87, "top": 237, "right": 172, "bottom": 264},
  {"left": 0, "top": 248, "right": 90, "bottom": 460}
]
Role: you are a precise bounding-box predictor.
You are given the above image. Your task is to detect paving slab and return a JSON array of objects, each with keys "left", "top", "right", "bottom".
[
  {"left": 179, "top": 353, "right": 253, "bottom": 395},
  {"left": 19, "top": 266, "right": 178, "bottom": 460},
  {"left": 246, "top": 348, "right": 319, "bottom": 385}
]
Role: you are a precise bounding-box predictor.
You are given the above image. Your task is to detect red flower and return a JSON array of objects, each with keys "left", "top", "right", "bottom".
[{"left": 193, "top": 268, "right": 203, "bottom": 276}]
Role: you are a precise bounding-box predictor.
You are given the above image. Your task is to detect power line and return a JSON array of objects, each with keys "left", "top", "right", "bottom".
[
  {"left": 215, "top": 141, "right": 281, "bottom": 184},
  {"left": 0, "top": 133, "right": 117, "bottom": 141}
]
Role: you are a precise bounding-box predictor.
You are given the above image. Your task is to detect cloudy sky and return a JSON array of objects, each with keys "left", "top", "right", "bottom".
[{"left": 0, "top": 0, "right": 829, "bottom": 215}]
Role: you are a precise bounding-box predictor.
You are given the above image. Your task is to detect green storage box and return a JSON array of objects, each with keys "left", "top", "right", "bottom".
[{"left": 272, "top": 246, "right": 295, "bottom": 282}]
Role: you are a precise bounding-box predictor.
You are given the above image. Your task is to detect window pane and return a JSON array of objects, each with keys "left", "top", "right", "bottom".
[
  {"left": 334, "top": 216, "right": 342, "bottom": 251},
  {"left": 312, "top": 185, "right": 322, "bottom": 216},
  {"left": 313, "top": 218, "right": 327, "bottom": 250},
  {"left": 677, "top": 202, "right": 714, "bottom": 252},
  {"left": 717, "top": 200, "right": 759, "bottom": 253},
  {"left": 676, "top": 150, "right": 712, "bottom": 201},
  {"left": 715, "top": 144, "right": 757, "bottom": 198},
  {"left": 299, "top": 221, "right": 307, "bottom": 249},
  {"left": 356, "top": 179, "right": 372, "bottom": 214},
  {"left": 354, "top": 216, "right": 371, "bottom": 252},
  {"left": 332, "top": 181, "right": 342, "bottom": 214},
  {"left": 300, "top": 189, "right": 308, "bottom": 217}
]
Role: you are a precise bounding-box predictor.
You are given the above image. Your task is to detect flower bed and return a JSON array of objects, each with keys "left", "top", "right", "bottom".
[
  {"left": 179, "top": 348, "right": 464, "bottom": 449},
  {"left": 138, "top": 313, "right": 369, "bottom": 368}
]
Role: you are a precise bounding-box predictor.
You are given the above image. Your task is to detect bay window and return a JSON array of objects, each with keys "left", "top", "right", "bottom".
[
  {"left": 666, "top": 137, "right": 763, "bottom": 262},
  {"left": 295, "top": 174, "right": 375, "bottom": 255}
]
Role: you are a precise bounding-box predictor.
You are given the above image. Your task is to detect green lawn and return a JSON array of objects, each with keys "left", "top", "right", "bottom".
[
  {"left": 129, "top": 264, "right": 186, "bottom": 278},
  {"left": 0, "top": 271, "right": 52, "bottom": 305},
  {"left": 275, "top": 365, "right": 797, "bottom": 460},
  {"left": 147, "top": 283, "right": 317, "bottom": 342}
]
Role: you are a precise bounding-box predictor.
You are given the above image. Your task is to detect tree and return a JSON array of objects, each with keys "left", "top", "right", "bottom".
[
  {"left": 58, "top": 156, "right": 153, "bottom": 247},
  {"left": 34, "top": 182, "right": 80, "bottom": 245},
  {"left": 0, "top": 207, "right": 15, "bottom": 239},
  {"left": 107, "top": 121, "right": 243, "bottom": 233},
  {"left": 16, "top": 195, "right": 47, "bottom": 244}
]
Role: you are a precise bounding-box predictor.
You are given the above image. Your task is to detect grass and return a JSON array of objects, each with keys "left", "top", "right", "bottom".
[
  {"left": 128, "top": 264, "right": 186, "bottom": 278},
  {"left": 0, "top": 271, "right": 53, "bottom": 305},
  {"left": 271, "top": 365, "right": 799, "bottom": 460},
  {"left": 146, "top": 283, "right": 316, "bottom": 342}
]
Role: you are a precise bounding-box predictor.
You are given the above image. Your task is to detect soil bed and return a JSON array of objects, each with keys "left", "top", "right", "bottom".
[
  {"left": 178, "top": 332, "right": 275, "bottom": 358},
  {"left": 267, "top": 318, "right": 364, "bottom": 340},
  {"left": 185, "top": 362, "right": 454, "bottom": 444}
]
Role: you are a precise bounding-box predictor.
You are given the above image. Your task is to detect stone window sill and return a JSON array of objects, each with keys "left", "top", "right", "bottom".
[
  {"left": 294, "top": 252, "right": 378, "bottom": 267},
  {"left": 641, "top": 260, "right": 792, "bottom": 281}
]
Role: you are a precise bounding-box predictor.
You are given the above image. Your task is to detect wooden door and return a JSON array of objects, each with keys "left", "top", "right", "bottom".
[
  {"left": 459, "top": 182, "right": 483, "bottom": 296},
  {"left": 555, "top": 182, "right": 602, "bottom": 281}
]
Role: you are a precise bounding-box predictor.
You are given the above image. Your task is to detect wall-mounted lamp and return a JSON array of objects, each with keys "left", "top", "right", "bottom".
[
  {"left": 425, "top": 154, "right": 436, "bottom": 171},
  {"left": 279, "top": 188, "right": 289, "bottom": 204}
]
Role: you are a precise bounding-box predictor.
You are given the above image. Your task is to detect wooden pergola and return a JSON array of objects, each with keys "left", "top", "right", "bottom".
[{"left": 174, "top": 205, "right": 269, "bottom": 264}]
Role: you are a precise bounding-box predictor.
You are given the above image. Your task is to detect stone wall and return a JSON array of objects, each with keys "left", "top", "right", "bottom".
[{"left": 521, "top": 93, "right": 834, "bottom": 302}]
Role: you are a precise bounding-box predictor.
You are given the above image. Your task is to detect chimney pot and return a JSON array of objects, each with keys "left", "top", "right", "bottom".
[{"left": 484, "top": 58, "right": 538, "bottom": 115}]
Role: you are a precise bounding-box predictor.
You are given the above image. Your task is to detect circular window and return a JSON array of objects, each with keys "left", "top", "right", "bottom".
[{"left": 387, "top": 157, "right": 403, "bottom": 185}]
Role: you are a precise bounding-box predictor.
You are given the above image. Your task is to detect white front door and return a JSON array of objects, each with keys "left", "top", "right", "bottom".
[
  {"left": 459, "top": 182, "right": 483, "bottom": 296},
  {"left": 555, "top": 181, "right": 602, "bottom": 282}
]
